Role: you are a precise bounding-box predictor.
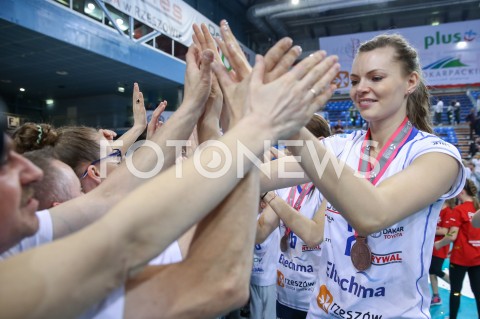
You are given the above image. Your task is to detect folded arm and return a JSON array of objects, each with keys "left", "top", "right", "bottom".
[{"left": 434, "top": 226, "right": 459, "bottom": 249}]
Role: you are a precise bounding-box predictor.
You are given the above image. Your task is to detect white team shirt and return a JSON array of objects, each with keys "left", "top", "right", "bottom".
[
  {"left": 251, "top": 221, "right": 280, "bottom": 287},
  {"left": 275, "top": 187, "right": 323, "bottom": 312},
  {"left": 434, "top": 101, "right": 444, "bottom": 113},
  {"left": 0, "top": 210, "right": 53, "bottom": 259},
  {"left": 307, "top": 129, "right": 465, "bottom": 319}
]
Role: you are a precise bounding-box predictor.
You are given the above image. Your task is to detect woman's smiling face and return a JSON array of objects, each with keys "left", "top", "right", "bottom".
[{"left": 349, "top": 46, "right": 410, "bottom": 125}]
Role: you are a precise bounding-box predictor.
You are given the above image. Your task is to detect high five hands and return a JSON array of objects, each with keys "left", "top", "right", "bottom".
[{"left": 192, "top": 20, "right": 340, "bottom": 140}]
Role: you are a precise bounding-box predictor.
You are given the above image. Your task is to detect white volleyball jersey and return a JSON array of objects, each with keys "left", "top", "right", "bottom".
[
  {"left": 251, "top": 223, "right": 280, "bottom": 287},
  {"left": 307, "top": 129, "right": 465, "bottom": 319},
  {"left": 275, "top": 186, "right": 324, "bottom": 312}
]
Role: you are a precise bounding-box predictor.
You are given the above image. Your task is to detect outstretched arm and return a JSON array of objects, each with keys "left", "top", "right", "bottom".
[
  {"left": 288, "top": 128, "right": 461, "bottom": 235},
  {"left": 49, "top": 45, "right": 213, "bottom": 239},
  {"left": 115, "top": 82, "right": 148, "bottom": 155},
  {"left": 0, "top": 38, "right": 340, "bottom": 318},
  {"left": 124, "top": 170, "right": 259, "bottom": 319},
  {"left": 260, "top": 156, "right": 309, "bottom": 192}
]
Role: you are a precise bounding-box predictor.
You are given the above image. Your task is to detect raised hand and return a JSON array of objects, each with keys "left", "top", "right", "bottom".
[
  {"left": 192, "top": 24, "right": 243, "bottom": 130},
  {"left": 192, "top": 23, "right": 224, "bottom": 136},
  {"left": 214, "top": 20, "right": 251, "bottom": 81},
  {"left": 182, "top": 45, "right": 214, "bottom": 113},
  {"left": 216, "top": 20, "right": 302, "bottom": 84},
  {"left": 132, "top": 82, "right": 147, "bottom": 129},
  {"left": 146, "top": 101, "right": 167, "bottom": 140},
  {"left": 246, "top": 51, "right": 339, "bottom": 140},
  {"left": 192, "top": 23, "right": 223, "bottom": 65}
]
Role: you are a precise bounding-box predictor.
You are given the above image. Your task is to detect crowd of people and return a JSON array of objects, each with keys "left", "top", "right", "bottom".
[{"left": 1, "top": 20, "right": 480, "bottom": 319}]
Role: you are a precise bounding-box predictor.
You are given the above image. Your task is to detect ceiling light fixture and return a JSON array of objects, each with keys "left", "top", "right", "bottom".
[
  {"left": 19, "top": 88, "right": 25, "bottom": 92},
  {"left": 118, "top": 86, "right": 125, "bottom": 93},
  {"left": 431, "top": 21, "right": 440, "bottom": 26},
  {"left": 56, "top": 70, "right": 68, "bottom": 76},
  {"left": 46, "top": 99, "right": 54, "bottom": 106},
  {"left": 292, "top": 0, "right": 299, "bottom": 5}
]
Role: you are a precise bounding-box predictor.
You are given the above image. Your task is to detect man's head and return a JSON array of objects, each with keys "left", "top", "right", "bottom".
[
  {"left": 24, "top": 148, "right": 83, "bottom": 210},
  {"left": 0, "top": 134, "right": 43, "bottom": 253}
]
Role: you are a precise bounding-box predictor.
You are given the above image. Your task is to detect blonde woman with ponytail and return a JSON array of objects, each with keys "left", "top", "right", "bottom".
[{"left": 435, "top": 178, "right": 480, "bottom": 319}]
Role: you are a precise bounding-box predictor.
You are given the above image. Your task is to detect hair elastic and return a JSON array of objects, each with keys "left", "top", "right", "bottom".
[{"left": 36, "top": 125, "right": 43, "bottom": 144}]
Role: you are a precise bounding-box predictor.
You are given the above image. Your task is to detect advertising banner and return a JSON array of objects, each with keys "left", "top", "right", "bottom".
[
  {"left": 319, "top": 20, "right": 480, "bottom": 93},
  {"left": 103, "top": 0, "right": 255, "bottom": 65}
]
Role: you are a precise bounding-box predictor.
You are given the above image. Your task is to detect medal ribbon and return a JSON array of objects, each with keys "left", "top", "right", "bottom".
[
  {"left": 358, "top": 117, "right": 413, "bottom": 185},
  {"left": 284, "top": 183, "right": 314, "bottom": 238},
  {"left": 353, "top": 118, "right": 414, "bottom": 239}
]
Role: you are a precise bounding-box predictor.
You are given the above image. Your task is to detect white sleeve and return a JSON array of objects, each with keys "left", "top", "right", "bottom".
[{"left": 0, "top": 210, "right": 53, "bottom": 260}]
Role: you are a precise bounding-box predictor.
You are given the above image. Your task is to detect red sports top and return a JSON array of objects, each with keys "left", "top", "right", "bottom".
[
  {"left": 432, "top": 206, "right": 452, "bottom": 259},
  {"left": 446, "top": 201, "right": 480, "bottom": 266}
]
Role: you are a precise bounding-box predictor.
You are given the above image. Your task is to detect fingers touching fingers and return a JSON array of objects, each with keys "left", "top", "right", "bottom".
[
  {"left": 250, "top": 55, "right": 266, "bottom": 91},
  {"left": 265, "top": 44, "right": 302, "bottom": 84},
  {"left": 219, "top": 20, "right": 243, "bottom": 59},
  {"left": 264, "top": 37, "right": 294, "bottom": 73},
  {"left": 192, "top": 23, "right": 223, "bottom": 64}
]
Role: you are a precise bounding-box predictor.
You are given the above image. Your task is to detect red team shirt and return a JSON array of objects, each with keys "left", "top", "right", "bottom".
[
  {"left": 446, "top": 201, "right": 480, "bottom": 267},
  {"left": 433, "top": 206, "right": 453, "bottom": 259}
]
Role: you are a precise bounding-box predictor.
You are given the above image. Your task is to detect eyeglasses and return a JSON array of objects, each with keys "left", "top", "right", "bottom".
[{"left": 80, "top": 149, "right": 122, "bottom": 179}]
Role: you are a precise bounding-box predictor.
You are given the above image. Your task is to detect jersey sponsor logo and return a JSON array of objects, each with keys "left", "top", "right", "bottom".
[
  {"left": 326, "top": 262, "right": 386, "bottom": 298},
  {"left": 469, "top": 240, "right": 480, "bottom": 247},
  {"left": 316, "top": 286, "right": 384, "bottom": 319},
  {"left": 252, "top": 267, "right": 264, "bottom": 273},
  {"left": 371, "top": 251, "right": 403, "bottom": 265},
  {"left": 317, "top": 284, "right": 334, "bottom": 313},
  {"left": 277, "top": 271, "right": 316, "bottom": 290},
  {"left": 370, "top": 226, "right": 404, "bottom": 239},
  {"left": 277, "top": 270, "right": 285, "bottom": 287},
  {"left": 432, "top": 140, "right": 449, "bottom": 146},
  {"left": 302, "top": 244, "right": 322, "bottom": 252},
  {"left": 326, "top": 203, "right": 340, "bottom": 214},
  {"left": 468, "top": 211, "right": 475, "bottom": 220},
  {"left": 326, "top": 215, "right": 335, "bottom": 223},
  {"left": 278, "top": 253, "right": 315, "bottom": 273}
]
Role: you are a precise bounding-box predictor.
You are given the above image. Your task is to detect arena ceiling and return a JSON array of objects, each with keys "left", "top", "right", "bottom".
[
  {"left": 240, "top": 0, "right": 480, "bottom": 54},
  {"left": 0, "top": 0, "right": 479, "bottom": 115}
]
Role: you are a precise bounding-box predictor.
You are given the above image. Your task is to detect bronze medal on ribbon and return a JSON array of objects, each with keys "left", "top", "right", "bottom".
[
  {"left": 280, "top": 234, "right": 289, "bottom": 252},
  {"left": 350, "top": 236, "right": 371, "bottom": 271}
]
